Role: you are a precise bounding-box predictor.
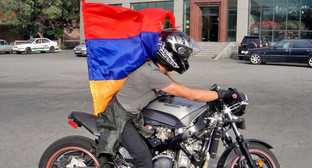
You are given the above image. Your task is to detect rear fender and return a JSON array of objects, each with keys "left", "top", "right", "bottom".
[{"left": 216, "top": 139, "right": 273, "bottom": 168}]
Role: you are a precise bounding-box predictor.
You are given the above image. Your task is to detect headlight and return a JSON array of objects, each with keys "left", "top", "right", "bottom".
[
  {"left": 231, "top": 93, "right": 248, "bottom": 116},
  {"left": 232, "top": 104, "right": 246, "bottom": 116}
]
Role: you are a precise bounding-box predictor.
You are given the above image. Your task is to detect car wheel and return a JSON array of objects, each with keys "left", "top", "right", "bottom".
[
  {"left": 308, "top": 56, "right": 312, "bottom": 68},
  {"left": 250, "top": 53, "right": 262, "bottom": 65},
  {"left": 49, "top": 46, "right": 55, "bottom": 53},
  {"left": 25, "top": 47, "right": 32, "bottom": 54}
]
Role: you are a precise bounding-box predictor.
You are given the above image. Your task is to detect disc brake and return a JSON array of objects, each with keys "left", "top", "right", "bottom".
[{"left": 66, "top": 156, "right": 87, "bottom": 168}]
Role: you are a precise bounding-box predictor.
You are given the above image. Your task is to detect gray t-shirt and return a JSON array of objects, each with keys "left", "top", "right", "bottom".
[{"left": 116, "top": 61, "right": 173, "bottom": 114}]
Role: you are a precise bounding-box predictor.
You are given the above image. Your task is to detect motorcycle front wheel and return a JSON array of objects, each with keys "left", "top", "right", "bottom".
[
  {"left": 229, "top": 142, "right": 280, "bottom": 168},
  {"left": 38, "top": 135, "right": 108, "bottom": 168}
]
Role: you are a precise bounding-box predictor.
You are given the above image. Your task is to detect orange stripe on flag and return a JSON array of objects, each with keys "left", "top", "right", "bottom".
[{"left": 90, "top": 79, "right": 127, "bottom": 116}]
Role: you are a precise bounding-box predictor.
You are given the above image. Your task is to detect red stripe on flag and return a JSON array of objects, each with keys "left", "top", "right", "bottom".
[{"left": 82, "top": 0, "right": 175, "bottom": 39}]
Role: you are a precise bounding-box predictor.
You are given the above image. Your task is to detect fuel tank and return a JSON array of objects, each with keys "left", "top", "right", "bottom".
[{"left": 142, "top": 95, "right": 209, "bottom": 128}]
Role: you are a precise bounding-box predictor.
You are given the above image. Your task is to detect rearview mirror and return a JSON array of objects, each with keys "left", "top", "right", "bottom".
[{"left": 210, "top": 84, "right": 221, "bottom": 91}]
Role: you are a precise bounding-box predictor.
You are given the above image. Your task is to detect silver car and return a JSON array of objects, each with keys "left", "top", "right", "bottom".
[
  {"left": 0, "top": 39, "right": 13, "bottom": 54},
  {"left": 73, "top": 43, "right": 87, "bottom": 56}
]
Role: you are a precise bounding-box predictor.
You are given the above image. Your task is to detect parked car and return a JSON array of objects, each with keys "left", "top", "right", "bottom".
[
  {"left": 0, "top": 39, "right": 13, "bottom": 54},
  {"left": 12, "top": 38, "right": 58, "bottom": 54},
  {"left": 73, "top": 43, "right": 87, "bottom": 56},
  {"left": 243, "top": 39, "right": 312, "bottom": 67},
  {"left": 238, "top": 36, "right": 270, "bottom": 59}
]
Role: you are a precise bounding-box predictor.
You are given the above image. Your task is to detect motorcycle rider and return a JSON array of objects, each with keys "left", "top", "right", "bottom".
[{"left": 96, "top": 29, "right": 239, "bottom": 168}]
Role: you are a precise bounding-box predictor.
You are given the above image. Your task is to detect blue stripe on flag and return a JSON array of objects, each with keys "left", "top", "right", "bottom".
[{"left": 86, "top": 31, "right": 159, "bottom": 81}]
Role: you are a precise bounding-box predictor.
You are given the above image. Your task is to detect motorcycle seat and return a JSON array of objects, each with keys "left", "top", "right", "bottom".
[{"left": 68, "top": 111, "right": 100, "bottom": 136}]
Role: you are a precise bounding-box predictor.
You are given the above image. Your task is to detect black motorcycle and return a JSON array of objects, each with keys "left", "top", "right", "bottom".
[{"left": 39, "top": 85, "right": 280, "bottom": 168}]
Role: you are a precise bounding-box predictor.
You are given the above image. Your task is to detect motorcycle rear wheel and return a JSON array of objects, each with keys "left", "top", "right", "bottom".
[
  {"left": 38, "top": 135, "right": 108, "bottom": 168},
  {"left": 229, "top": 142, "right": 280, "bottom": 168}
]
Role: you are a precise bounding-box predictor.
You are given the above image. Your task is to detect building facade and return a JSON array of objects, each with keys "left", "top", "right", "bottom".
[{"left": 81, "top": 0, "right": 312, "bottom": 43}]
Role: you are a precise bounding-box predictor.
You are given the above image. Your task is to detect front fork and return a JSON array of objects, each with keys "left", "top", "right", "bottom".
[
  {"left": 224, "top": 107, "right": 257, "bottom": 168},
  {"left": 235, "top": 134, "right": 257, "bottom": 168}
]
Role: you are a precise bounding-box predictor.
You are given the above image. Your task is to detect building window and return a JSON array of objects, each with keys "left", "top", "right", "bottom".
[
  {"left": 183, "top": 0, "right": 190, "bottom": 35},
  {"left": 130, "top": 1, "right": 173, "bottom": 11},
  {"left": 130, "top": 1, "right": 174, "bottom": 29},
  {"left": 227, "top": 0, "right": 237, "bottom": 41},
  {"left": 249, "top": 0, "right": 312, "bottom": 42}
]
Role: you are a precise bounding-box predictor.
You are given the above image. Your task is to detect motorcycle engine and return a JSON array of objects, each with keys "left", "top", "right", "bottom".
[
  {"left": 153, "top": 126, "right": 174, "bottom": 142},
  {"left": 176, "top": 138, "right": 202, "bottom": 168},
  {"left": 176, "top": 150, "right": 195, "bottom": 168},
  {"left": 151, "top": 126, "right": 202, "bottom": 168},
  {"left": 153, "top": 150, "right": 174, "bottom": 168},
  {"left": 183, "top": 138, "right": 203, "bottom": 155}
]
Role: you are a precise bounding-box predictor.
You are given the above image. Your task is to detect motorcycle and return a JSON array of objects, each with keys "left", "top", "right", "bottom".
[{"left": 39, "top": 85, "right": 280, "bottom": 168}]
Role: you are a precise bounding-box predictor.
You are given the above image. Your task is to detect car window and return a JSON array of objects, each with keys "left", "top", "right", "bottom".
[
  {"left": 0, "top": 41, "right": 4, "bottom": 45},
  {"left": 307, "top": 41, "right": 312, "bottom": 48},
  {"left": 42, "top": 39, "right": 49, "bottom": 43},
  {"left": 26, "top": 39, "right": 35, "bottom": 43},
  {"left": 36, "top": 39, "right": 42, "bottom": 44},
  {"left": 275, "top": 41, "right": 291, "bottom": 49},
  {"left": 262, "top": 38, "right": 269, "bottom": 46},
  {"left": 292, "top": 40, "right": 307, "bottom": 48},
  {"left": 244, "top": 38, "right": 259, "bottom": 43}
]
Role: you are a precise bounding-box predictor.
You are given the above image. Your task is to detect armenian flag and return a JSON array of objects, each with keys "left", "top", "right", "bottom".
[{"left": 82, "top": 0, "right": 176, "bottom": 115}]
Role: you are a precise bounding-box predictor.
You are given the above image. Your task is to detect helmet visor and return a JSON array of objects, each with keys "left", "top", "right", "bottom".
[
  {"left": 189, "top": 38, "right": 200, "bottom": 56},
  {"left": 167, "top": 30, "right": 200, "bottom": 57}
]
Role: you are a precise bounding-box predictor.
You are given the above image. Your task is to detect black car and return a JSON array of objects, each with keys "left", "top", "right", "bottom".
[
  {"left": 243, "top": 39, "right": 312, "bottom": 67},
  {"left": 238, "top": 36, "right": 270, "bottom": 55}
]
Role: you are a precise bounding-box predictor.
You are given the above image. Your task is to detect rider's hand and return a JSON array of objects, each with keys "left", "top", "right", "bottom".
[{"left": 217, "top": 88, "right": 240, "bottom": 103}]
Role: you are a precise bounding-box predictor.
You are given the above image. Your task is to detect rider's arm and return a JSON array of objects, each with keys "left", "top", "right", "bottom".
[
  {"left": 161, "top": 82, "right": 219, "bottom": 102},
  {"left": 166, "top": 72, "right": 180, "bottom": 84}
]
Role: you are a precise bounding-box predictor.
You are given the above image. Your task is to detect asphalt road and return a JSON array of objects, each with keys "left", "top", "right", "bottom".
[{"left": 0, "top": 50, "right": 311, "bottom": 168}]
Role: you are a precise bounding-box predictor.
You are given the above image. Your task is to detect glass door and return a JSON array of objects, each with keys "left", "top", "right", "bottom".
[{"left": 201, "top": 7, "right": 219, "bottom": 42}]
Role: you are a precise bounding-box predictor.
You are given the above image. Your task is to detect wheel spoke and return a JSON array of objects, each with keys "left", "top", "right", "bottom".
[
  {"left": 49, "top": 149, "right": 99, "bottom": 168},
  {"left": 231, "top": 150, "right": 278, "bottom": 168},
  {"left": 250, "top": 54, "right": 261, "bottom": 64}
]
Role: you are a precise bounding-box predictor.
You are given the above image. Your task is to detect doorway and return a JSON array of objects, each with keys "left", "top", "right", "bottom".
[{"left": 201, "top": 7, "right": 219, "bottom": 42}]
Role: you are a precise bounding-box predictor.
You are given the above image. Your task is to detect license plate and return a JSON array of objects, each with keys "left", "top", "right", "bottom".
[{"left": 241, "top": 51, "right": 247, "bottom": 54}]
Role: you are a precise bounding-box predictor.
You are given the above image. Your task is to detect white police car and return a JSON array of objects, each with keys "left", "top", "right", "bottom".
[{"left": 13, "top": 38, "right": 58, "bottom": 54}]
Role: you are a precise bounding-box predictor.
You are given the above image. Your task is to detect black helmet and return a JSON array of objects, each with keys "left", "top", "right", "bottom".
[{"left": 156, "top": 29, "right": 200, "bottom": 74}]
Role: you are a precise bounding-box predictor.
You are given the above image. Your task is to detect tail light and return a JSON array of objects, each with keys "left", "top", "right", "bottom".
[
  {"left": 238, "top": 43, "right": 242, "bottom": 48},
  {"left": 68, "top": 120, "right": 78, "bottom": 128},
  {"left": 259, "top": 44, "right": 263, "bottom": 48}
]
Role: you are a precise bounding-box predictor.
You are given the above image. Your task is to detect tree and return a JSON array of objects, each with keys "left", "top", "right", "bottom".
[{"left": 0, "top": 0, "right": 80, "bottom": 40}]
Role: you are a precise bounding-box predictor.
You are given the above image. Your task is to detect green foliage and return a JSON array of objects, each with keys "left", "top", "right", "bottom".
[
  {"left": 0, "top": 0, "right": 80, "bottom": 39},
  {"left": 60, "top": 43, "right": 66, "bottom": 50}
]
